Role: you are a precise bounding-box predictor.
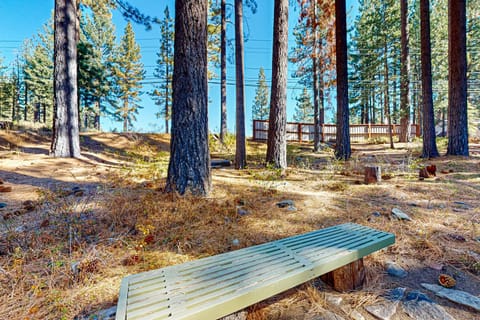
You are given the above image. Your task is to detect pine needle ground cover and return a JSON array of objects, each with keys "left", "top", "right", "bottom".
[{"left": 0, "top": 131, "right": 479, "bottom": 319}]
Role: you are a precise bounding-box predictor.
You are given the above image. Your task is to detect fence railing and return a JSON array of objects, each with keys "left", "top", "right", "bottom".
[{"left": 253, "top": 120, "right": 420, "bottom": 142}]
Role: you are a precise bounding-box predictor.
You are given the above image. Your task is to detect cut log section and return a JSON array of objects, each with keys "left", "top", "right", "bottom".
[{"left": 364, "top": 166, "right": 381, "bottom": 184}]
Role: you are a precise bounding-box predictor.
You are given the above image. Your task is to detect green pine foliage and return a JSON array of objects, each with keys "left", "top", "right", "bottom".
[
  {"left": 79, "top": 5, "right": 117, "bottom": 131},
  {"left": 151, "top": 6, "right": 174, "bottom": 133},
  {"left": 23, "top": 20, "right": 54, "bottom": 125},
  {"left": 0, "top": 57, "right": 11, "bottom": 120},
  {"left": 252, "top": 67, "right": 270, "bottom": 120},
  {"left": 293, "top": 87, "right": 314, "bottom": 123},
  {"left": 112, "top": 22, "right": 145, "bottom": 132}
]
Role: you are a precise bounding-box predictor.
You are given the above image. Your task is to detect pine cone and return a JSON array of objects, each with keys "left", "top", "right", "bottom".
[{"left": 438, "top": 274, "right": 456, "bottom": 288}]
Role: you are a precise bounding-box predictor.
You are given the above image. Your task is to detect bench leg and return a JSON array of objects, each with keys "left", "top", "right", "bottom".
[{"left": 320, "top": 258, "right": 365, "bottom": 292}]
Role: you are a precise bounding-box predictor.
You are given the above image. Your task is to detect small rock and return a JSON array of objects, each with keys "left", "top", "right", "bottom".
[
  {"left": 408, "top": 202, "right": 419, "bottom": 207},
  {"left": 421, "top": 283, "right": 480, "bottom": 312},
  {"left": 14, "top": 226, "right": 26, "bottom": 232},
  {"left": 391, "top": 208, "right": 412, "bottom": 221},
  {"left": 0, "top": 203, "right": 7, "bottom": 209},
  {"left": 428, "top": 262, "right": 444, "bottom": 271},
  {"left": 325, "top": 293, "right": 343, "bottom": 306},
  {"left": 305, "top": 310, "right": 345, "bottom": 320},
  {"left": 475, "top": 236, "right": 480, "bottom": 243},
  {"left": 447, "top": 234, "right": 466, "bottom": 242},
  {"left": 386, "top": 262, "right": 408, "bottom": 278},
  {"left": 220, "top": 311, "right": 247, "bottom": 320},
  {"left": 402, "top": 291, "right": 455, "bottom": 320},
  {"left": 349, "top": 310, "right": 365, "bottom": 320},
  {"left": 453, "top": 201, "right": 472, "bottom": 210},
  {"left": 232, "top": 239, "right": 240, "bottom": 246},
  {"left": 276, "top": 200, "right": 295, "bottom": 208},
  {"left": 287, "top": 205, "right": 297, "bottom": 212},
  {"left": 236, "top": 206, "right": 249, "bottom": 216},
  {"left": 372, "top": 211, "right": 382, "bottom": 217},
  {"left": 364, "top": 287, "right": 406, "bottom": 320},
  {"left": 95, "top": 306, "right": 117, "bottom": 320},
  {"left": 71, "top": 261, "right": 80, "bottom": 276}
]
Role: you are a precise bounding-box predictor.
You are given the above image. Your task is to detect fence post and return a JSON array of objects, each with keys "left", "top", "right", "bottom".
[
  {"left": 253, "top": 120, "right": 257, "bottom": 141},
  {"left": 298, "top": 123, "right": 302, "bottom": 142},
  {"left": 392, "top": 124, "right": 396, "bottom": 137},
  {"left": 368, "top": 123, "right": 371, "bottom": 140},
  {"left": 321, "top": 124, "right": 325, "bottom": 142}
]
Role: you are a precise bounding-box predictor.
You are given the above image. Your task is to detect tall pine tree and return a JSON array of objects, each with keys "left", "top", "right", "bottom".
[
  {"left": 252, "top": 67, "right": 270, "bottom": 121},
  {"left": 293, "top": 87, "right": 314, "bottom": 123},
  {"left": 112, "top": 22, "right": 145, "bottom": 132}
]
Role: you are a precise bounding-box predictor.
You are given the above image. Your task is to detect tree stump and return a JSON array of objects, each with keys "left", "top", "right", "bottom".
[
  {"left": 364, "top": 166, "right": 381, "bottom": 184},
  {"left": 321, "top": 259, "right": 365, "bottom": 292}
]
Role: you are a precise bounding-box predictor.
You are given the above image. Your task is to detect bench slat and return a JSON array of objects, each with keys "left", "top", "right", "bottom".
[{"left": 116, "top": 223, "right": 394, "bottom": 320}]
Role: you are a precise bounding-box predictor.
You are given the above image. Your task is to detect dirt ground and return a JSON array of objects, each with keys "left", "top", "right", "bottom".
[{"left": 0, "top": 130, "right": 479, "bottom": 320}]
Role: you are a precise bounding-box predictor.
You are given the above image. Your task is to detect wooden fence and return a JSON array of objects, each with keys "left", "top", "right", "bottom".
[{"left": 253, "top": 120, "right": 420, "bottom": 142}]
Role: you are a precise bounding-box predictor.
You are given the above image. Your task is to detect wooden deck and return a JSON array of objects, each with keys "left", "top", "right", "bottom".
[{"left": 116, "top": 223, "right": 395, "bottom": 320}]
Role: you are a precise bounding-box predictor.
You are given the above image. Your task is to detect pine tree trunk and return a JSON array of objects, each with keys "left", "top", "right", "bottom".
[
  {"left": 399, "top": 0, "right": 411, "bottom": 143},
  {"left": 235, "top": 0, "right": 247, "bottom": 169},
  {"left": 384, "top": 38, "right": 394, "bottom": 149},
  {"left": 447, "top": 0, "right": 469, "bottom": 156},
  {"left": 50, "top": 0, "right": 80, "bottom": 158},
  {"left": 165, "top": 66, "right": 170, "bottom": 134},
  {"left": 123, "top": 99, "right": 129, "bottom": 132},
  {"left": 334, "top": 0, "right": 351, "bottom": 160},
  {"left": 420, "top": 0, "right": 439, "bottom": 158},
  {"left": 23, "top": 82, "right": 28, "bottom": 121},
  {"left": 220, "top": 0, "right": 227, "bottom": 143},
  {"left": 165, "top": 0, "right": 210, "bottom": 196},
  {"left": 319, "top": 39, "right": 325, "bottom": 128},
  {"left": 266, "top": 0, "right": 288, "bottom": 169},
  {"left": 312, "top": 2, "right": 321, "bottom": 151}
]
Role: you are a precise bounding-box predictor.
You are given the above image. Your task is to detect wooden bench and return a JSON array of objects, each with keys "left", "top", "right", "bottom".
[{"left": 116, "top": 223, "right": 394, "bottom": 320}]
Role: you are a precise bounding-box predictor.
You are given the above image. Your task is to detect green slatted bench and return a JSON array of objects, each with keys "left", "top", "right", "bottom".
[{"left": 116, "top": 223, "right": 395, "bottom": 320}]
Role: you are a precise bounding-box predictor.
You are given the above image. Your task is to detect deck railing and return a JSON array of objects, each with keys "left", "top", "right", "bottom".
[{"left": 253, "top": 120, "right": 420, "bottom": 142}]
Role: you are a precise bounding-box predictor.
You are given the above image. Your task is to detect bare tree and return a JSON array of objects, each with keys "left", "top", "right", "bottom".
[
  {"left": 420, "top": 0, "right": 439, "bottom": 158},
  {"left": 220, "top": 0, "right": 227, "bottom": 143},
  {"left": 266, "top": 0, "right": 289, "bottom": 168},
  {"left": 165, "top": 0, "right": 211, "bottom": 195},
  {"left": 234, "top": 0, "right": 247, "bottom": 169},
  {"left": 399, "top": 0, "right": 410, "bottom": 143},
  {"left": 447, "top": 0, "right": 469, "bottom": 156},
  {"left": 334, "top": 0, "right": 351, "bottom": 160},
  {"left": 50, "top": 0, "right": 81, "bottom": 158}
]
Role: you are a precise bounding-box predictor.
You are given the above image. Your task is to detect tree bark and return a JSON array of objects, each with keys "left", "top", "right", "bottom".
[
  {"left": 266, "top": 0, "right": 288, "bottom": 169},
  {"left": 384, "top": 37, "right": 394, "bottom": 149},
  {"left": 220, "top": 0, "right": 227, "bottom": 143},
  {"left": 50, "top": 0, "right": 81, "bottom": 158},
  {"left": 312, "top": 2, "right": 321, "bottom": 151},
  {"left": 364, "top": 166, "right": 381, "bottom": 184},
  {"left": 420, "top": 0, "right": 439, "bottom": 158},
  {"left": 165, "top": 0, "right": 211, "bottom": 196},
  {"left": 334, "top": 0, "right": 351, "bottom": 160},
  {"left": 447, "top": 0, "right": 469, "bottom": 156},
  {"left": 399, "top": 0, "right": 410, "bottom": 143},
  {"left": 123, "top": 99, "right": 129, "bottom": 132},
  {"left": 234, "top": 0, "right": 247, "bottom": 169}
]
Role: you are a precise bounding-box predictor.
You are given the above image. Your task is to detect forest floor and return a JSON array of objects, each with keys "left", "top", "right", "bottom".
[{"left": 0, "top": 129, "right": 479, "bottom": 320}]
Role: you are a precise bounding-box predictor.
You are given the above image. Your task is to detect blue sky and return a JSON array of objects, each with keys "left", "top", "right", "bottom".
[{"left": 0, "top": 0, "right": 358, "bottom": 135}]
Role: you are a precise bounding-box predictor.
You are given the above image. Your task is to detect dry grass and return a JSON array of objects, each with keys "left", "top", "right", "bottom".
[{"left": 0, "top": 133, "right": 479, "bottom": 319}]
